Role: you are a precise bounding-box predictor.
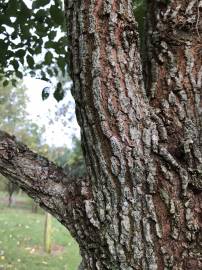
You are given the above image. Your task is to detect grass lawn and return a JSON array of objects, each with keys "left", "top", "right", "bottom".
[{"left": 0, "top": 193, "right": 81, "bottom": 270}]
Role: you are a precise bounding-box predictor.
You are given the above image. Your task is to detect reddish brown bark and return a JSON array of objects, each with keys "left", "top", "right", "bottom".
[{"left": 144, "top": 1, "right": 202, "bottom": 269}]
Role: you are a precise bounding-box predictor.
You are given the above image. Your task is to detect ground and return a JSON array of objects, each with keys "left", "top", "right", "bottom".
[{"left": 0, "top": 192, "right": 81, "bottom": 270}]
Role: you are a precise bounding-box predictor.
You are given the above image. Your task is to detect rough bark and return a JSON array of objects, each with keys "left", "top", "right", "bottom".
[
  {"left": 65, "top": 0, "right": 154, "bottom": 268},
  {"left": 0, "top": 130, "right": 95, "bottom": 254},
  {"left": 144, "top": 1, "right": 202, "bottom": 268},
  {"left": 0, "top": 0, "right": 201, "bottom": 269},
  {"left": 0, "top": 130, "right": 75, "bottom": 218},
  {"left": 65, "top": 0, "right": 202, "bottom": 269}
]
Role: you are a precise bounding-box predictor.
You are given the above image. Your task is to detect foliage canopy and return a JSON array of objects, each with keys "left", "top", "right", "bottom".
[
  {"left": 0, "top": 0, "right": 67, "bottom": 101},
  {"left": 0, "top": 0, "right": 145, "bottom": 101}
]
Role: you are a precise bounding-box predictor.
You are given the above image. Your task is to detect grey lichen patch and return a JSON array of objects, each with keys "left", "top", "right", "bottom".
[
  {"left": 92, "top": 48, "right": 101, "bottom": 78},
  {"left": 159, "top": 147, "right": 180, "bottom": 169},
  {"left": 160, "top": 164, "right": 174, "bottom": 184},
  {"left": 190, "top": 169, "right": 202, "bottom": 190},
  {"left": 168, "top": 91, "right": 177, "bottom": 106},
  {"left": 161, "top": 246, "right": 175, "bottom": 269},
  {"left": 160, "top": 189, "right": 170, "bottom": 209},
  {"left": 103, "top": 0, "right": 113, "bottom": 15},
  {"left": 110, "top": 136, "right": 122, "bottom": 157},
  {"left": 146, "top": 160, "right": 157, "bottom": 193},
  {"left": 151, "top": 125, "right": 159, "bottom": 153},
  {"left": 183, "top": 118, "right": 202, "bottom": 163},
  {"left": 143, "top": 217, "right": 153, "bottom": 243},
  {"left": 110, "top": 156, "right": 120, "bottom": 176},
  {"left": 179, "top": 168, "right": 189, "bottom": 196},
  {"left": 85, "top": 200, "right": 100, "bottom": 229},
  {"left": 107, "top": 94, "right": 118, "bottom": 116},
  {"left": 143, "top": 127, "right": 152, "bottom": 150},
  {"left": 152, "top": 114, "right": 168, "bottom": 142},
  {"left": 160, "top": 189, "right": 181, "bottom": 240},
  {"left": 146, "top": 195, "right": 162, "bottom": 238},
  {"left": 185, "top": 206, "right": 200, "bottom": 242}
]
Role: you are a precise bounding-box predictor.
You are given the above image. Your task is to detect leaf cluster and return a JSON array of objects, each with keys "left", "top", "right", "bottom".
[
  {"left": 0, "top": 0, "right": 67, "bottom": 101},
  {"left": 0, "top": 0, "right": 146, "bottom": 102},
  {"left": 0, "top": 78, "right": 46, "bottom": 192}
]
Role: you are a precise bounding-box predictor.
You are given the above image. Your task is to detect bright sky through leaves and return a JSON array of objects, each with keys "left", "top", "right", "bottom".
[{"left": 25, "top": 77, "right": 80, "bottom": 148}]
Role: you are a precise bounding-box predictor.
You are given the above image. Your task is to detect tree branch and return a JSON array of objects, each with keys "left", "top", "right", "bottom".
[
  {"left": 0, "top": 130, "right": 104, "bottom": 257},
  {"left": 0, "top": 130, "right": 89, "bottom": 225}
]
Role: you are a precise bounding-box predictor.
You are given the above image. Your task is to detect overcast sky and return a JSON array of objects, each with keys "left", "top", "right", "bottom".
[
  {"left": 21, "top": 0, "right": 79, "bottom": 148},
  {"left": 24, "top": 77, "right": 80, "bottom": 148}
]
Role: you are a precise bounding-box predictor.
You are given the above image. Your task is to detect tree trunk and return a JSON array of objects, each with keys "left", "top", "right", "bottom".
[
  {"left": 143, "top": 1, "right": 202, "bottom": 268},
  {"left": 44, "top": 212, "right": 52, "bottom": 254},
  {"left": 0, "top": 0, "right": 201, "bottom": 269},
  {"left": 7, "top": 182, "right": 17, "bottom": 207},
  {"left": 32, "top": 201, "right": 38, "bottom": 213},
  {"left": 8, "top": 192, "right": 13, "bottom": 208}
]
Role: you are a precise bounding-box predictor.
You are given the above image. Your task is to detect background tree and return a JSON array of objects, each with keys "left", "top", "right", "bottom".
[
  {"left": 0, "top": 78, "right": 45, "bottom": 146},
  {"left": 0, "top": 79, "right": 45, "bottom": 205},
  {"left": 0, "top": 0, "right": 201, "bottom": 269},
  {"left": 47, "top": 137, "right": 86, "bottom": 177},
  {"left": 6, "top": 181, "right": 19, "bottom": 207}
]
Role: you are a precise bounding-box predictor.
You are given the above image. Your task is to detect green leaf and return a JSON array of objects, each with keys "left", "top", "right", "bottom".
[
  {"left": 48, "top": 30, "right": 57, "bottom": 40},
  {"left": 45, "top": 51, "right": 53, "bottom": 65},
  {"left": 3, "top": 80, "right": 9, "bottom": 87},
  {"left": 20, "top": 2, "right": 32, "bottom": 18},
  {"left": 16, "top": 49, "right": 26, "bottom": 58},
  {"left": 0, "top": 26, "right": 6, "bottom": 33},
  {"left": 53, "top": 67, "right": 58, "bottom": 76},
  {"left": 0, "top": 40, "right": 7, "bottom": 54},
  {"left": 27, "top": 55, "right": 34, "bottom": 69},
  {"left": 50, "top": 5, "right": 64, "bottom": 26},
  {"left": 11, "top": 79, "right": 17, "bottom": 87},
  {"left": 28, "top": 48, "right": 34, "bottom": 54},
  {"left": 6, "top": 0, "right": 19, "bottom": 16},
  {"left": 57, "top": 57, "right": 66, "bottom": 74},
  {"left": 35, "top": 24, "right": 47, "bottom": 37},
  {"left": 17, "top": 3, "right": 31, "bottom": 24},
  {"left": 33, "top": 0, "right": 50, "bottom": 9},
  {"left": 0, "top": 15, "right": 9, "bottom": 25},
  {"left": 35, "top": 9, "right": 47, "bottom": 21},
  {"left": 53, "top": 82, "right": 64, "bottom": 102},
  {"left": 42, "top": 87, "right": 50, "bottom": 100},
  {"left": 34, "top": 46, "right": 42, "bottom": 54},
  {"left": 6, "top": 50, "right": 14, "bottom": 58},
  {"left": 41, "top": 71, "right": 49, "bottom": 81},
  {"left": 16, "top": 71, "right": 23, "bottom": 79},
  {"left": 11, "top": 60, "right": 19, "bottom": 71},
  {"left": 0, "top": 40, "right": 8, "bottom": 63},
  {"left": 58, "top": 36, "right": 67, "bottom": 45},
  {"left": 47, "top": 68, "right": 53, "bottom": 77},
  {"left": 11, "top": 31, "right": 18, "bottom": 40},
  {"left": 20, "top": 24, "right": 31, "bottom": 40},
  {"left": 30, "top": 71, "right": 36, "bottom": 77}
]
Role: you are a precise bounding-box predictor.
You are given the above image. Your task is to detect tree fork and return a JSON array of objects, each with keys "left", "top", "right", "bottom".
[
  {"left": 65, "top": 0, "right": 163, "bottom": 269},
  {"left": 65, "top": 0, "right": 202, "bottom": 268}
]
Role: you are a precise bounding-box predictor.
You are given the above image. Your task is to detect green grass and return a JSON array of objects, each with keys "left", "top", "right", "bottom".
[{"left": 0, "top": 193, "right": 81, "bottom": 270}]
